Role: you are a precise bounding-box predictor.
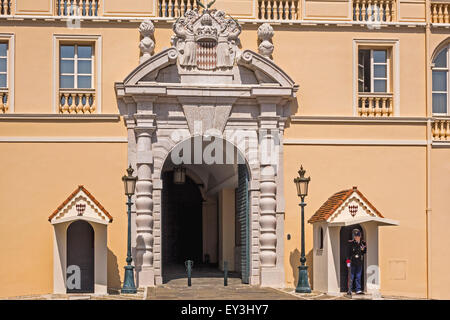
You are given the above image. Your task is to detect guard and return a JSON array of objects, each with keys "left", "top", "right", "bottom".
[{"left": 347, "top": 229, "right": 367, "bottom": 295}]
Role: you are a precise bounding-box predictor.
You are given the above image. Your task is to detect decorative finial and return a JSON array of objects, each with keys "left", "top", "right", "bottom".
[
  {"left": 257, "top": 23, "right": 274, "bottom": 59},
  {"left": 298, "top": 165, "right": 306, "bottom": 178},
  {"left": 139, "top": 19, "right": 155, "bottom": 64},
  {"left": 127, "top": 164, "right": 134, "bottom": 176}
]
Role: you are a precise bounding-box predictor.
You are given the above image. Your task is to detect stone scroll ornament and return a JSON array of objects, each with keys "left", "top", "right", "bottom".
[
  {"left": 139, "top": 19, "right": 155, "bottom": 64},
  {"left": 172, "top": 1, "right": 241, "bottom": 70}
]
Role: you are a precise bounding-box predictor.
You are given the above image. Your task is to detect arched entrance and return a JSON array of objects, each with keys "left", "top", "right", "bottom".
[
  {"left": 160, "top": 136, "right": 251, "bottom": 284},
  {"left": 66, "top": 220, "right": 95, "bottom": 293},
  {"left": 339, "top": 224, "right": 365, "bottom": 292}
]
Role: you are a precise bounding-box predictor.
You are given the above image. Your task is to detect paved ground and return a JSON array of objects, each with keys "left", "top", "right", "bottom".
[{"left": 3, "top": 266, "right": 416, "bottom": 300}]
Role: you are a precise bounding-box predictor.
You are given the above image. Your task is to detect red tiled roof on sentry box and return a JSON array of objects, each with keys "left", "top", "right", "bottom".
[
  {"left": 48, "top": 185, "right": 113, "bottom": 222},
  {"left": 308, "top": 186, "right": 384, "bottom": 224}
]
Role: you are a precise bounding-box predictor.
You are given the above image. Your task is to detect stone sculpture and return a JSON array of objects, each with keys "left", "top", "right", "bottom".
[
  {"left": 257, "top": 23, "right": 274, "bottom": 59},
  {"left": 139, "top": 19, "right": 155, "bottom": 64}
]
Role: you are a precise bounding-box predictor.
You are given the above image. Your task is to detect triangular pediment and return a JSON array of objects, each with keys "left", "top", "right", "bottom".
[
  {"left": 328, "top": 191, "right": 380, "bottom": 223},
  {"left": 308, "top": 187, "right": 401, "bottom": 227},
  {"left": 49, "top": 186, "right": 113, "bottom": 225}
]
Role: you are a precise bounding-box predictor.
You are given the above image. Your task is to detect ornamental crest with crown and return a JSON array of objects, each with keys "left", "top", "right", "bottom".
[{"left": 172, "top": 0, "right": 242, "bottom": 70}]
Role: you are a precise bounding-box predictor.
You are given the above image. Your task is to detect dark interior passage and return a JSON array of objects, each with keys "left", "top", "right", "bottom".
[{"left": 162, "top": 171, "right": 203, "bottom": 272}]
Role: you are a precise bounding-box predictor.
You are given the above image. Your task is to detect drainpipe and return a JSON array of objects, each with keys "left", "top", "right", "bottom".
[{"left": 425, "top": 0, "right": 432, "bottom": 300}]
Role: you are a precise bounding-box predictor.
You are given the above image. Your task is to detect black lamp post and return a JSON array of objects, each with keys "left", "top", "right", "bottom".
[
  {"left": 121, "top": 165, "right": 138, "bottom": 294},
  {"left": 294, "top": 165, "right": 312, "bottom": 293}
]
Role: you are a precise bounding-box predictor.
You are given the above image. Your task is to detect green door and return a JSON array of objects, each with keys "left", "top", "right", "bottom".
[{"left": 237, "top": 164, "right": 250, "bottom": 284}]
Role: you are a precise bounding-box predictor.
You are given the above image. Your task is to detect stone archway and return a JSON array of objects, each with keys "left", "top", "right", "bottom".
[
  {"left": 158, "top": 135, "right": 254, "bottom": 284},
  {"left": 116, "top": 7, "right": 298, "bottom": 288}
]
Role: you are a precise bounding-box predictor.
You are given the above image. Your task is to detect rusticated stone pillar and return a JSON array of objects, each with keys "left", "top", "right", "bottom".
[
  {"left": 258, "top": 97, "right": 284, "bottom": 287},
  {"left": 259, "top": 164, "right": 277, "bottom": 267},
  {"left": 134, "top": 114, "right": 156, "bottom": 287}
]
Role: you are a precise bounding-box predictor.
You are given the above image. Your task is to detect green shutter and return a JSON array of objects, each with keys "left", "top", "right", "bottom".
[{"left": 237, "top": 164, "right": 250, "bottom": 284}]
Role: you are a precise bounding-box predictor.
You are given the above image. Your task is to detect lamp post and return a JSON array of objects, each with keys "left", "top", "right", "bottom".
[
  {"left": 294, "top": 165, "right": 312, "bottom": 293},
  {"left": 121, "top": 165, "right": 137, "bottom": 294}
]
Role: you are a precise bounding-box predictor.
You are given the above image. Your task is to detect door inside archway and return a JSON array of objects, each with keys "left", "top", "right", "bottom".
[{"left": 66, "top": 220, "right": 94, "bottom": 293}]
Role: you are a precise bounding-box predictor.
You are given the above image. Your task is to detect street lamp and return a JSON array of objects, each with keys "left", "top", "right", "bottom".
[
  {"left": 293, "top": 165, "right": 312, "bottom": 293},
  {"left": 121, "top": 165, "right": 137, "bottom": 294}
]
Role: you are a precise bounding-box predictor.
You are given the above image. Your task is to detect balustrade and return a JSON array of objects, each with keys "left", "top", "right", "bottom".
[
  {"left": 59, "top": 89, "right": 96, "bottom": 114},
  {"left": 258, "top": 1, "right": 299, "bottom": 20},
  {"left": 56, "top": 0, "right": 100, "bottom": 17},
  {"left": 0, "top": 0, "right": 11, "bottom": 15},
  {"left": 0, "top": 89, "right": 8, "bottom": 113},
  {"left": 158, "top": 0, "right": 199, "bottom": 18},
  {"left": 432, "top": 118, "right": 450, "bottom": 140},
  {"left": 431, "top": 2, "right": 450, "bottom": 23},
  {"left": 358, "top": 93, "right": 393, "bottom": 116},
  {"left": 353, "top": 0, "right": 396, "bottom": 22}
]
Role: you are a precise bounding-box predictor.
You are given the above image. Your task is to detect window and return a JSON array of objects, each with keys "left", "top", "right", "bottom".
[
  {"left": 0, "top": 42, "right": 7, "bottom": 88},
  {"left": 358, "top": 49, "right": 389, "bottom": 93},
  {"left": 60, "top": 44, "right": 93, "bottom": 89},
  {"left": 432, "top": 47, "right": 449, "bottom": 114}
]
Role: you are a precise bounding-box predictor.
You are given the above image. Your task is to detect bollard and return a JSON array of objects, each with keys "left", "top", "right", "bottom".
[
  {"left": 224, "top": 261, "right": 228, "bottom": 286},
  {"left": 185, "top": 260, "right": 194, "bottom": 287}
]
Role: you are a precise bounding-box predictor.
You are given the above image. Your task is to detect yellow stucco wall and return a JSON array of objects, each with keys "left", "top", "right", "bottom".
[
  {"left": 0, "top": 0, "right": 448, "bottom": 299},
  {"left": 283, "top": 144, "right": 427, "bottom": 298},
  {"left": 430, "top": 148, "right": 450, "bottom": 299},
  {"left": 0, "top": 142, "right": 128, "bottom": 298}
]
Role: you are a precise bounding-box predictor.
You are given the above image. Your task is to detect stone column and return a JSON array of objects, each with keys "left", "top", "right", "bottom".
[
  {"left": 258, "top": 97, "right": 284, "bottom": 287},
  {"left": 134, "top": 107, "right": 156, "bottom": 287},
  {"left": 259, "top": 164, "right": 277, "bottom": 267}
]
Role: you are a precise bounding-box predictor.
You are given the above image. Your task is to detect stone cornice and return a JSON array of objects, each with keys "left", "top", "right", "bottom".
[
  {"left": 289, "top": 116, "right": 431, "bottom": 124},
  {"left": 0, "top": 15, "right": 430, "bottom": 30},
  {"left": 0, "top": 114, "right": 121, "bottom": 121},
  {"left": 119, "top": 84, "right": 296, "bottom": 99}
]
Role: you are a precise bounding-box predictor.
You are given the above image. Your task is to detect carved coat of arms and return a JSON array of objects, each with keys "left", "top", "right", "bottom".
[{"left": 172, "top": 5, "right": 241, "bottom": 71}]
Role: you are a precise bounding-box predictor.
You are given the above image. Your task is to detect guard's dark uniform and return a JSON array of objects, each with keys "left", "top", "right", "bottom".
[
  {"left": 348, "top": 239, "right": 367, "bottom": 266},
  {"left": 347, "top": 233, "right": 366, "bottom": 293}
]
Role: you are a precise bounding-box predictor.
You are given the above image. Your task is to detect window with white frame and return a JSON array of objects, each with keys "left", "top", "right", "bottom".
[
  {"left": 432, "top": 47, "right": 449, "bottom": 115},
  {"left": 0, "top": 42, "right": 7, "bottom": 88},
  {"left": 358, "top": 49, "right": 389, "bottom": 93},
  {"left": 60, "top": 44, "right": 93, "bottom": 89}
]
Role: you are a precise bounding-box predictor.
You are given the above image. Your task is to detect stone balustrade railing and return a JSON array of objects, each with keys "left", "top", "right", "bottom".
[
  {"left": 0, "top": 89, "right": 8, "bottom": 113},
  {"left": 432, "top": 118, "right": 450, "bottom": 140},
  {"left": 431, "top": 2, "right": 450, "bottom": 23},
  {"left": 258, "top": 1, "right": 299, "bottom": 20},
  {"left": 56, "top": 0, "right": 100, "bottom": 17},
  {"left": 59, "top": 89, "right": 96, "bottom": 114},
  {"left": 157, "top": 0, "right": 199, "bottom": 18},
  {"left": 353, "top": 0, "right": 396, "bottom": 22},
  {"left": 0, "top": 0, "right": 11, "bottom": 15},
  {"left": 358, "top": 93, "right": 393, "bottom": 116}
]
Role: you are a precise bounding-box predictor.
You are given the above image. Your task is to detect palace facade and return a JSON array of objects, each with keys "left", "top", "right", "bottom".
[{"left": 0, "top": 0, "right": 449, "bottom": 299}]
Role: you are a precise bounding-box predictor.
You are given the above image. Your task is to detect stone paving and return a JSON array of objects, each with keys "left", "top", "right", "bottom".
[{"left": 2, "top": 266, "right": 416, "bottom": 300}]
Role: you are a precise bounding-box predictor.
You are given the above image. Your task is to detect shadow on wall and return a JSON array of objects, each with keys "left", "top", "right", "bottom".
[
  {"left": 289, "top": 248, "right": 314, "bottom": 289},
  {"left": 107, "top": 248, "right": 121, "bottom": 294}
]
